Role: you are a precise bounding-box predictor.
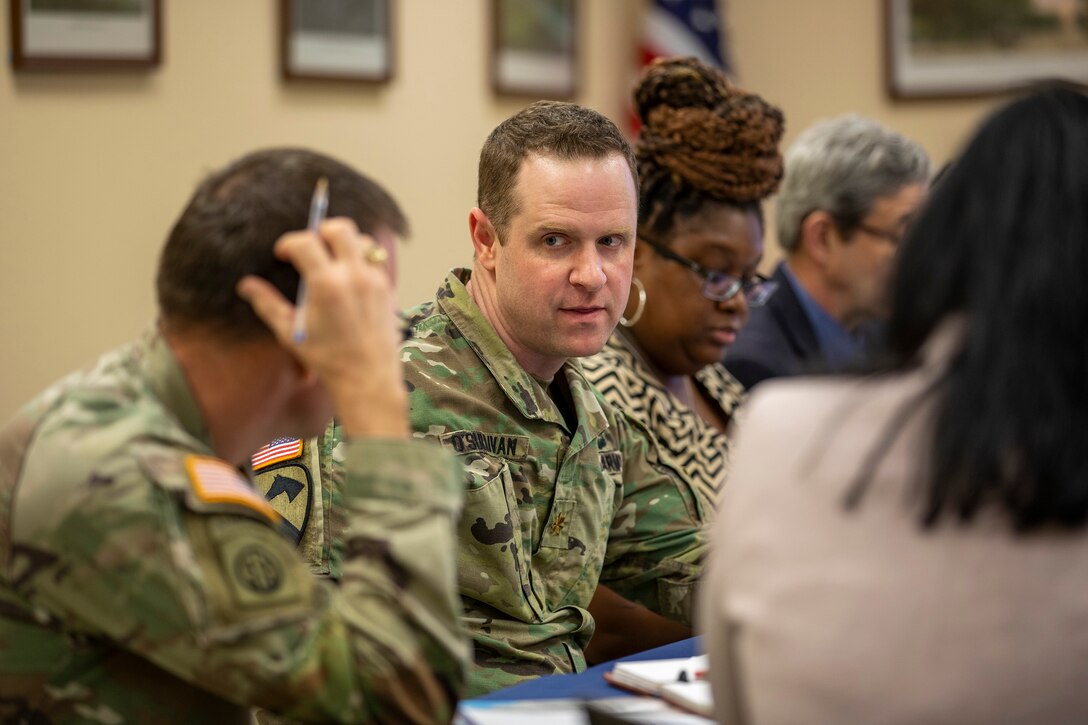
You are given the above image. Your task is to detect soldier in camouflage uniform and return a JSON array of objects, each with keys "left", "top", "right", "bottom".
[
  {"left": 386, "top": 102, "right": 706, "bottom": 695},
  {"left": 397, "top": 270, "right": 705, "bottom": 695},
  {"left": 0, "top": 149, "right": 467, "bottom": 723}
]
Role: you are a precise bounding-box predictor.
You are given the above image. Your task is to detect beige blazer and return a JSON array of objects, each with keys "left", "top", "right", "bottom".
[{"left": 699, "top": 322, "right": 1088, "bottom": 724}]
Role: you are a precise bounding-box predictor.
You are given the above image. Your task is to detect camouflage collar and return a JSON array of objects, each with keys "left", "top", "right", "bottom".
[
  {"left": 435, "top": 269, "right": 611, "bottom": 443},
  {"left": 142, "top": 328, "right": 212, "bottom": 449}
]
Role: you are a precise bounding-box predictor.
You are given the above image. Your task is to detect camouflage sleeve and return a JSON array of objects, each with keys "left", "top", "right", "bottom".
[
  {"left": 599, "top": 413, "right": 708, "bottom": 626},
  {"left": 26, "top": 437, "right": 467, "bottom": 723},
  {"left": 320, "top": 422, "right": 348, "bottom": 580}
]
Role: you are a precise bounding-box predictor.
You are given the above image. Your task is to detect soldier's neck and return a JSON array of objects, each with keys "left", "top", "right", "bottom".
[
  {"left": 166, "top": 330, "right": 300, "bottom": 466},
  {"left": 467, "top": 270, "right": 566, "bottom": 381}
]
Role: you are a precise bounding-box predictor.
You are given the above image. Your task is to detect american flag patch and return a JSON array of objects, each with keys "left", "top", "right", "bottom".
[
  {"left": 184, "top": 455, "right": 278, "bottom": 522},
  {"left": 251, "top": 437, "right": 304, "bottom": 471}
]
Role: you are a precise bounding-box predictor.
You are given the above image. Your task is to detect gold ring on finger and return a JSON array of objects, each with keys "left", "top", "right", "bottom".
[{"left": 363, "top": 246, "right": 389, "bottom": 267}]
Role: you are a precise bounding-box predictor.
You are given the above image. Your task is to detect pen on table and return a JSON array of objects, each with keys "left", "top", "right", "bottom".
[
  {"left": 292, "top": 176, "right": 329, "bottom": 344},
  {"left": 676, "top": 657, "right": 707, "bottom": 683}
]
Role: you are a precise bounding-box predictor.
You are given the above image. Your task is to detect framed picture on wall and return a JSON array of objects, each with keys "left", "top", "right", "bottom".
[
  {"left": 10, "top": 0, "right": 161, "bottom": 71},
  {"left": 492, "top": 0, "right": 577, "bottom": 99},
  {"left": 280, "top": 0, "right": 393, "bottom": 82},
  {"left": 886, "top": 0, "right": 1088, "bottom": 98}
]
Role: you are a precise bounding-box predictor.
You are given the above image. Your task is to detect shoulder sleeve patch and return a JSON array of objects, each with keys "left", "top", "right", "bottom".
[
  {"left": 184, "top": 455, "right": 279, "bottom": 524},
  {"left": 250, "top": 436, "right": 303, "bottom": 471}
]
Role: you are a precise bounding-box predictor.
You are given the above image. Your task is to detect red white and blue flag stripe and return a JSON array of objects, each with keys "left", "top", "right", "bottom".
[
  {"left": 641, "top": 0, "right": 727, "bottom": 71},
  {"left": 251, "top": 437, "right": 303, "bottom": 471},
  {"left": 631, "top": 0, "right": 729, "bottom": 134},
  {"left": 185, "top": 455, "right": 278, "bottom": 521}
]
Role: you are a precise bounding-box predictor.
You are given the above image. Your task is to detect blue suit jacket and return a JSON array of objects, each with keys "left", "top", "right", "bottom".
[{"left": 724, "top": 262, "right": 822, "bottom": 390}]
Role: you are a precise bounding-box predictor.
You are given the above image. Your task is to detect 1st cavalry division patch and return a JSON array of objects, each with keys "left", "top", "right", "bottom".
[{"left": 251, "top": 438, "right": 312, "bottom": 545}]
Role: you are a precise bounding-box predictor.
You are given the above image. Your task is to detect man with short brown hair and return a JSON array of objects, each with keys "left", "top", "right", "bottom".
[
  {"left": 393, "top": 102, "right": 704, "bottom": 694},
  {"left": 0, "top": 148, "right": 466, "bottom": 723}
]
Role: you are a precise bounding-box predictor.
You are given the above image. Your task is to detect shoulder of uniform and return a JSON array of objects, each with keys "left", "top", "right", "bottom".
[
  {"left": 249, "top": 437, "right": 317, "bottom": 548},
  {"left": 608, "top": 406, "right": 675, "bottom": 468},
  {"left": 250, "top": 436, "right": 304, "bottom": 472},
  {"left": 136, "top": 446, "right": 279, "bottom": 525},
  {"left": 403, "top": 299, "right": 436, "bottom": 326},
  {"left": 404, "top": 305, "right": 455, "bottom": 342}
]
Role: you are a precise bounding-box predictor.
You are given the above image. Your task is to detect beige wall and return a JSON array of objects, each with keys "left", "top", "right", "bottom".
[
  {"left": 0, "top": 0, "right": 639, "bottom": 418},
  {"left": 727, "top": 0, "right": 1006, "bottom": 264},
  {"left": 0, "top": 0, "right": 1006, "bottom": 419}
]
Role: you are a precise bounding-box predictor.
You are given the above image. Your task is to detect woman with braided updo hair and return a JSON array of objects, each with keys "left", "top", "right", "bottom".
[{"left": 582, "top": 56, "right": 784, "bottom": 516}]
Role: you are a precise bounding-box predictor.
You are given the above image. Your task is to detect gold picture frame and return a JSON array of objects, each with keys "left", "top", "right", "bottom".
[
  {"left": 10, "top": 0, "right": 161, "bottom": 71},
  {"left": 886, "top": 0, "right": 1088, "bottom": 98},
  {"left": 492, "top": 0, "right": 577, "bottom": 99},
  {"left": 281, "top": 0, "right": 393, "bottom": 83}
]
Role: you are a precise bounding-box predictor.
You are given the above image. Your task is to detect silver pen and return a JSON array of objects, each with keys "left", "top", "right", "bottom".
[{"left": 291, "top": 176, "right": 329, "bottom": 343}]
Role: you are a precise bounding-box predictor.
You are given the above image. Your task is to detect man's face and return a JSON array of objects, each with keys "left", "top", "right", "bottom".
[
  {"left": 478, "top": 153, "right": 638, "bottom": 379},
  {"left": 827, "top": 182, "right": 927, "bottom": 327}
]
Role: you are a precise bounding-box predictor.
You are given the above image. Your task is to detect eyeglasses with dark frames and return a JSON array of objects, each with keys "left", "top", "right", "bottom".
[
  {"left": 641, "top": 236, "right": 778, "bottom": 307},
  {"left": 853, "top": 221, "right": 905, "bottom": 247}
]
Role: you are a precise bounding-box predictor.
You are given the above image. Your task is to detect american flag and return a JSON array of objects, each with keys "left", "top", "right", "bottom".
[
  {"left": 185, "top": 455, "right": 278, "bottom": 522},
  {"left": 632, "top": 0, "right": 730, "bottom": 134},
  {"left": 251, "top": 437, "right": 303, "bottom": 471},
  {"left": 641, "top": 0, "right": 727, "bottom": 71}
]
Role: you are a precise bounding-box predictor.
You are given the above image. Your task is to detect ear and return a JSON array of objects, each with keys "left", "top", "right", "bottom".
[
  {"left": 296, "top": 360, "right": 320, "bottom": 389},
  {"left": 799, "top": 210, "right": 838, "bottom": 268},
  {"left": 253, "top": 339, "right": 320, "bottom": 406},
  {"left": 469, "top": 208, "right": 500, "bottom": 271},
  {"left": 278, "top": 343, "right": 321, "bottom": 389}
]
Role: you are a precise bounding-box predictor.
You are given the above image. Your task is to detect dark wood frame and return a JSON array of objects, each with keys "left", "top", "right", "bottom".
[
  {"left": 10, "top": 0, "right": 161, "bottom": 71},
  {"left": 885, "top": 0, "right": 1088, "bottom": 100},
  {"left": 280, "top": 0, "right": 393, "bottom": 83},
  {"left": 491, "top": 0, "right": 577, "bottom": 99}
]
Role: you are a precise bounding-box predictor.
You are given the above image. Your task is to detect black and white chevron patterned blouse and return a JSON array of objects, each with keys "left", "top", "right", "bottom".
[{"left": 581, "top": 331, "right": 746, "bottom": 518}]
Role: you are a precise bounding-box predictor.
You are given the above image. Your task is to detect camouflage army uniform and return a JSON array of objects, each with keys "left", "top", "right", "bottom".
[
  {"left": 0, "top": 331, "right": 467, "bottom": 724},
  {"left": 393, "top": 269, "right": 706, "bottom": 695}
]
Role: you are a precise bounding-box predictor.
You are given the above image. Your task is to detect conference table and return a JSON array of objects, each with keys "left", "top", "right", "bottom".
[
  {"left": 455, "top": 637, "right": 707, "bottom": 724},
  {"left": 473, "top": 636, "right": 699, "bottom": 702}
]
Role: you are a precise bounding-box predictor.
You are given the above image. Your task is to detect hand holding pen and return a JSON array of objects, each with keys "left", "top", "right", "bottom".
[
  {"left": 291, "top": 176, "right": 329, "bottom": 344},
  {"left": 237, "top": 182, "right": 409, "bottom": 439}
]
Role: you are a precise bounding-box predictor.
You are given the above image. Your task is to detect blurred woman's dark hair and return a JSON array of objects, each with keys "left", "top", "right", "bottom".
[{"left": 859, "top": 85, "right": 1088, "bottom": 530}]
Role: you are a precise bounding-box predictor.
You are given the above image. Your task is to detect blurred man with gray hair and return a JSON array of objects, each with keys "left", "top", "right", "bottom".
[{"left": 725, "top": 115, "right": 930, "bottom": 388}]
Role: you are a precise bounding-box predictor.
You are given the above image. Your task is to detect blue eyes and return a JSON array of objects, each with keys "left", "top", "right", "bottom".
[{"left": 542, "top": 235, "right": 622, "bottom": 247}]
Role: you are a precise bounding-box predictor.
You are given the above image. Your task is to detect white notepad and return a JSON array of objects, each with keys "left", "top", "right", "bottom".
[
  {"left": 606, "top": 654, "right": 709, "bottom": 695},
  {"left": 659, "top": 680, "right": 713, "bottom": 718}
]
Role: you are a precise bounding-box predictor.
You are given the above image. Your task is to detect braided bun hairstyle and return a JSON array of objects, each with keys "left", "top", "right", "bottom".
[{"left": 635, "top": 56, "right": 784, "bottom": 237}]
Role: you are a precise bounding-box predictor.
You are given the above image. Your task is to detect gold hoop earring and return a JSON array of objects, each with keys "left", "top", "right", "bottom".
[{"left": 619, "top": 277, "right": 646, "bottom": 327}]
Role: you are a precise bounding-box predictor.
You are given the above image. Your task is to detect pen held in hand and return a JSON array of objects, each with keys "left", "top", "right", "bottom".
[{"left": 291, "top": 176, "right": 329, "bottom": 343}]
